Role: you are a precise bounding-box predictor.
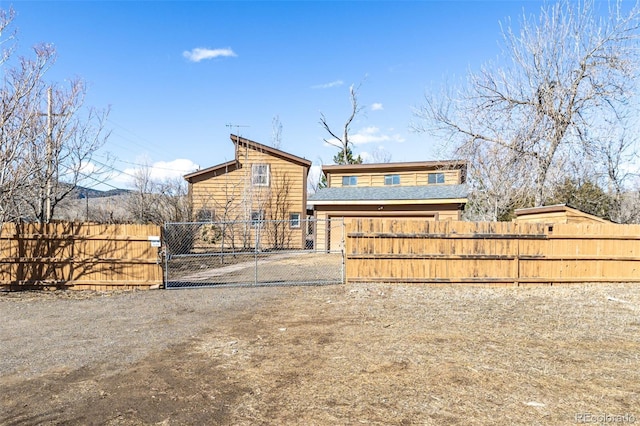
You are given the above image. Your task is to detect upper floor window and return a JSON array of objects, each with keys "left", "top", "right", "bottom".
[
  {"left": 384, "top": 174, "right": 400, "bottom": 185},
  {"left": 428, "top": 172, "right": 445, "bottom": 184},
  {"left": 342, "top": 176, "right": 358, "bottom": 186},
  {"left": 252, "top": 164, "right": 270, "bottom": 186}
]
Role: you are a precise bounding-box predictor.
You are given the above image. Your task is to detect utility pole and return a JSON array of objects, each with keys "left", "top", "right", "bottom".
[
  {"left": 39, "top": 87, "right": 67, "bottom": 223},
  {"left": 45, "top": 87, "right": 53, "bottom": 223}
]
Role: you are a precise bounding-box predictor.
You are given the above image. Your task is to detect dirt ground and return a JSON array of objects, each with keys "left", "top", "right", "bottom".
[
  {"left": 168, "top": 252, "right": 343, "bottom": 286},
  {"left": 1, "top": 282, "right": 639, "bottom": 425}
]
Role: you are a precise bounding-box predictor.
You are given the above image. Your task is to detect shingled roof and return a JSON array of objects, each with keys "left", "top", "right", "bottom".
[{"left": 308, "top": 184, "right": 468, "bottom": 204}]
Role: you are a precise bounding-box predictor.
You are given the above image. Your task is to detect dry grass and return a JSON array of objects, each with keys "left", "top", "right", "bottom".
[
  {"left": 192, "top": 283, "right": 640, "bottom": 425},
  {"left": 1, "top": 282, "right": 639, "bottom": 425}
]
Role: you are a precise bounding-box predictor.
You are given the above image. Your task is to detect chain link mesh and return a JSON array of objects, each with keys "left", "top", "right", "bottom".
[{"left": 163, "top": 218, "right": 344, "bottom": 288}]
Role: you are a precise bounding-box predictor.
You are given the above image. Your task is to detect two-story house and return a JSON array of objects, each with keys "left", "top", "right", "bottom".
[
  {"left": 184, "top": 134, "right": 312, "bottom": 250},
  {"left": 308, "top": 161, "right": 468, "bottom": 250}
]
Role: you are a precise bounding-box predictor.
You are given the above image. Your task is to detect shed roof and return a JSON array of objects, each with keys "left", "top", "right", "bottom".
[
  {"left": 184, "top": 134, "right": 312, "bottom": 182},
  {"left": 514, "top": 204, "right": 610, "bottom": 223},
  {"left": 232, "top": 134, "right": 312, "bottom": 168},
  {"left": 308, "top": 184, "right": 468, "bottom": 205}
]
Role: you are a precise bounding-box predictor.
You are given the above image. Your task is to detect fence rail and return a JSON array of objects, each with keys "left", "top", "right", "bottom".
[
  {"left": 0, "top": 222, "right": 163, "bottom": 291},
  {"left": 345, "top": 219, "right": 640, "bottom": 285}
]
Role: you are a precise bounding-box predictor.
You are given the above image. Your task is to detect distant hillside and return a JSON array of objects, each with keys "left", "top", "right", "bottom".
[{"left": 73, "top": 186, "right": 131, "bottom": 199}]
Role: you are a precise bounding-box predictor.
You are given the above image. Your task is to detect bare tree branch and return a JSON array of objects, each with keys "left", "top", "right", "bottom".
[
  {"left": 319, "top": 82, "right": 365, "bottom": 164},
  {"left": 415, "top": 0, "right": 640, "bottom": 217}
]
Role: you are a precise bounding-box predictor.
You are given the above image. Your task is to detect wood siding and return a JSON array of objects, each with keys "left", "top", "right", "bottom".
[
  {"left": 314, "top": 206, "right": 462, "bottom": 252},
  {"left": 514, "top": 207, "right": 609, "bottom": 224},
  {"left": 328, "top": 169, "right": 461, "bottom": 188},
  {"left": 189, "top": 144, "right": 307, "bottom": 249},
  {"left": 0, "top": 222, "right": 162, "bottom": 290},
  {"left": 345, "top": 218, "right": 640, "bottom": 285}
]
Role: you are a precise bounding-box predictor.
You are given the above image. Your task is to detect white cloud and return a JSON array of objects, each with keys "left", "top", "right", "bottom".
[
  {"left": 78, "top": 161, "right": 99, "bottom": 176},
  {"left": 350, "top": 126, "right": 406, "bottom": 145},
  {"left": 307, "top": 165, "right": 324, "bottom": 193},
  {"left": 359, "top": 151, "right": 372, "bottom": 162},
  {"left": 61, "top": 160, "right": 101, "bottom": 184},
  {"left": 371, "top": 103, "right": 383, "bottom": 111},
  {"left": 183, "top": 47, "right": 237, "bottom": 63},
  {"left": 311, "top": 80, "right": 344, "bottom": 89},
  {"left": 110, "top": 159, "right": 199, "bottom": 188},
  {"left": 147, "top": 159, "right": 200, "bottom": 180}
]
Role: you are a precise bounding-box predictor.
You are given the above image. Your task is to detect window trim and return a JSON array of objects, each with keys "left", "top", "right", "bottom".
[
  {"left": 252, "top": 164, "right": 270, "bottom": 187},
  {"left": 428, "top": 172, "right": 445, "bottom": 184},
  {"left": 250, "top": 210, "right": 265, "bottom": 227},
  {"left": 384, "top": 174, "right": 401, "bottom": 186},
  {"left": 342, "top": 175, "right": 358, "bottom": 186},
  {"left": 289, "top": 212, "right": 301, "bottom": 229}
]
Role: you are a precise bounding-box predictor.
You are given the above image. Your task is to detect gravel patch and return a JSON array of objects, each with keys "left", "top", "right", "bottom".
[{"left": 0, "top": 287, "right": 281, "bottom": 379}]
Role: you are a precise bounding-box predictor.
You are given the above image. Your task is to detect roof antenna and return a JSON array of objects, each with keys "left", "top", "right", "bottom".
[
  {"left": 225, "top": 123, "right": 250, "bottom": 141},
  {"left": 226, "top": 123, "right": 251, "bottom": 159}
]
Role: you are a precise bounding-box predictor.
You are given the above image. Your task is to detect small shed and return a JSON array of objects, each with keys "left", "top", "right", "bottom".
[{"left": 513, "top": 204, "right": 611, "bottom": 224}]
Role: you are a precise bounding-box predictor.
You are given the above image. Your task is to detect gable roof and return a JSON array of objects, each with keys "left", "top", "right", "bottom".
[
  {"left": 308, "top": 184, "right": 468, "bottom": 205},
  {"left": 184, "top": 134, "right": 311, "bottom": 183}
]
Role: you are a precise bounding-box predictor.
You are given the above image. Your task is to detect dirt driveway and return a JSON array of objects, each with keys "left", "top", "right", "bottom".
[{"left": 1, "top": 283, "right": 639, "bottom": 425}]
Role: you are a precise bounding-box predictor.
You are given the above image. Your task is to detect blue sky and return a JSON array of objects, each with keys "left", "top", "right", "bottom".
[{"left": 4, "top": 0, "right": 539, "bottom": 190}]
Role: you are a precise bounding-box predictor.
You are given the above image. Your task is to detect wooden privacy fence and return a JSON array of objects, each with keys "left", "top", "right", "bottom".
[
  {"left": 0, "top": 222, "right": 163, "bottom": 291},
  {"left": 346, "top": 219, "right": 640, "bottom": 285}
]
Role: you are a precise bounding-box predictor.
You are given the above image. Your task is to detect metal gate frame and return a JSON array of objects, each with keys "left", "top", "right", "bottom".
[{"left": 162, "top": 218, "right": 345, "bottom": 289}]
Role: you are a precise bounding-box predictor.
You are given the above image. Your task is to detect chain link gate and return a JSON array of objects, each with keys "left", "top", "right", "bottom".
[{"left": 162, "top": 218, "right": 345, "bottom": 288}]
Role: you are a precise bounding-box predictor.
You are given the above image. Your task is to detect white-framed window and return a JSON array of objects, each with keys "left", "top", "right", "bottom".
[
  {"left": 384, "top": 174, "right": 400, "bottom": 185},
  {"left": 289, "top": 213, "right": 301, "bottom": 228},
  {"left": 251, "top": 210, "right": 264, "bottom": 227},
  {"left": 252, "top": 164, "right": 270, "bottom": 186},
  {"left": 342, "top": 176, "right": 358, "bottom": 186},
  {"left": 428, "top": 172, "right": 445, "bottom": 184}
]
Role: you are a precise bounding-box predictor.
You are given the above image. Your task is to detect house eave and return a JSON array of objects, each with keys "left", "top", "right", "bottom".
[
  {"left": 184, "top": 160, "right": 239, "bottom": 182},
  {"left": 322, "top": 160, "right": 466, "bottom": 174},
  {"left": 308, "top": 198, "right": 468, "bottom": 206}
]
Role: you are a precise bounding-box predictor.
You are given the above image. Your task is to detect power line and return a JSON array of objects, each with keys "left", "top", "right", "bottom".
[
  {"left": 90, "top": 158, "right": 139, "bottom": 180},
  {"left": 105, "top": 118, "right": 162, "bottom": 152},
  {"left": 94, "top": 153, "right": 199, "bottom": 173},
  {"left": 76, "top": 171, "right": 126, "bottom": 191}
]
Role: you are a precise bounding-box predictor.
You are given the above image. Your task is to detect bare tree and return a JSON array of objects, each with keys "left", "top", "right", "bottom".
[
  {"left": 0, "top": 10, "right": 52, "bottom": 224},
  {"left": 21, "top": 83, "right": 111, "bottom": 222},
  {"left": 461, "top": 142, "right": 532, "bottom": 221},
  {"left": 320, "top": 83, "right": 364, "bottom": 165},
  {"left": 369, "top": 147, "right": 392, "bottom": 164},
  {"left": 126, "top": 162, "right": 157, "bottom": 223},
  {"left": 0, "top": 8, "right": 111, "bottom": 223},
  {"left": 415, "top": 0, "right": 640, "bottom": 213},
  {"left": 589, "top": 127, "right": 640, "bottom": 222},
  {"left": 271, "top": 115, "right": 283, "bottom": 149},
  {"left": 125, "top": 163, "right": 191, "bottom": 225},
  {"left": 155, "top": 177, "right": 191, "bottom": 223},
  {"left": 265, "top": 171, "right": 293, "bottom": 249}
]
